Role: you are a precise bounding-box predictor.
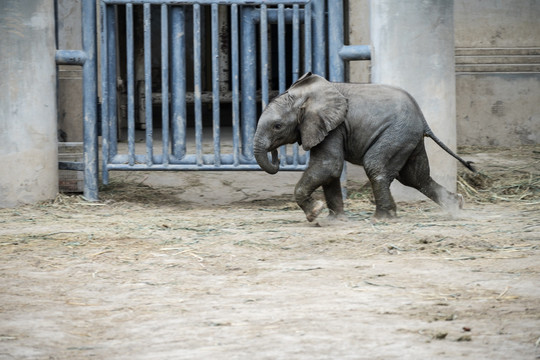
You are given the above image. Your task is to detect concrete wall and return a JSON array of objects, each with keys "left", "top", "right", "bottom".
[
  {"left": 349, "top": 0, "right": 540, "bottom": 147},
  {"left": 0, "top": 0, "right": 58, "bottom": 207},
  {"left": 454, "top": 0, "right": 539, "bottom": 146}
]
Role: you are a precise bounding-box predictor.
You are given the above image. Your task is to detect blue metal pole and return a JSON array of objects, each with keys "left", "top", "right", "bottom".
[
  {"left": 55, "top": 50, "right": 87, "bottom": 66},
  {"left": 231, "top": 4, "right": 240, "bottom": 166},
  {"left": 193, "top": 3, "right": 203, "bottom": 166},
  {"left": 277, "top": 4, "right": 286, "bottom": 166},
  {"left": 240, "top": 8, "right": 256, "bottom": 160},
  {"left": 126, "top": 4, "right": 135, "bottom": 166},
  {"left": 292, "top": 4, "right": 300, "bottom": 82},
  {"left": 328, "top": 0, "right": 344, "bottom": 82},
  {"left": 161, "top": 4, "right": 170, "bottom": 166},
  {"left": 104, "top": 0, "right": 310, "bottom": 4},
  {"left": 171, "top": 6, "right": 186, "bottom": 160},
  {"left": 82, "top": 0, "right": 98, "bottom": 201},
  {"left": 211, "top": 3, "right": 221, "bottom": 166},
  {"left": 312, "top": 0, "right": 325, "bottom": 77},
  {"left": 143, "top": 3, "right": 153, "bottom": 166},
  {"left": 260, "top": 4, "right": 269, "bottom": 109},
  {"left": 292, "top": 4, "right": 299, "bottom": 166},
  {"left": 303, "top": 2, "right": 311, "bottom": 73},
  {"left": 100, "top": 2, "right": 110, "bottom": 185},
  {"left": 107, "top": 5, "right": 118, "bottom": 159}
]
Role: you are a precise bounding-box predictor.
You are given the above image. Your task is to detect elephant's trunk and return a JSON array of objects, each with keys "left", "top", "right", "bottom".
[{"left": 254, "top": 148, "right": 280, "bottom": 175}]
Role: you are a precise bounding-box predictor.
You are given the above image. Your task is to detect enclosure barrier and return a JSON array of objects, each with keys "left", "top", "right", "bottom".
[{"left": 56, "top": 0, "right": 370, "bottom": 201}]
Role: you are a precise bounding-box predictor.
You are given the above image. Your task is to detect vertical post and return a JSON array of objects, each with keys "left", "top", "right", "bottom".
[
  {"left": 82, "top": 0, "right": 98, "bottom": 200},
  {"left": 171, "top": 6, "right": 186, "bottom": 160},
  {"left": 161, "top": 4, "right": 169, "bottom": 166},
  {"left": 240, "top": 8, "right": 256, "bottom": 160},
  {"left": 100, "top": 3, "right": 110, "bottom": 185},
  {"left": 328, "top": 0, "right": 344, "bottom": 82},
  {"left": 231, "top": 4, "right": 241, "bottom": 166},
  {"left": 292, "top": 4, "right": 300, "bottom": 166},
  {"left": 126, "top": 3, "right": 135, "bottom": 166},
  {"left": 303, "top": 2, "right": 312, "bottom": 73},
  {"left": 277, "top": 4, "right": 286, "bottom": 166},
  {"left": 211, "top": 3, "right": 221, "bottom": 166},
  {"left": 193, "top": 4, "right": 203, "bottom": 166},
  {"left": 107, "top": 6, "right": 118, "bottom": 159},
  {"left": 143, "top": 3, "right": 153, "bottom": 166},
  {"left": 260, "top": 4, "right": 269, "bottom": 109},
  {"left": 312, "top": 0, "right": 326, "bottom": 77},
  {"left": 371, "top": 0, "right": 457, "bottom": 199},
  {"left": 0, "top": 0, "right": 58, "bottom": 207}
]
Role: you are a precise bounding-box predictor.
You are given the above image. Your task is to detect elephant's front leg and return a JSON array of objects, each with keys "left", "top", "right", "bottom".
[{"left": 294, "top": 171, "right": 326, "bottom": 222}]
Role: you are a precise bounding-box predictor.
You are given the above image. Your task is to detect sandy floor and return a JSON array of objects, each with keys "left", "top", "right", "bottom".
[{"left": 0, "top": 146, "right": 538, "bottom": 359}]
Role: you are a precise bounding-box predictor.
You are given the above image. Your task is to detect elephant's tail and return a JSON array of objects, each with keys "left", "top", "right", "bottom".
[{"left": 424, "top": 129, "right": 476, "bottom": 172}]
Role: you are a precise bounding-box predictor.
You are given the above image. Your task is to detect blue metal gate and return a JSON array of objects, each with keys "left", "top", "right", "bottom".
[{"left": 56, "top": 0, "right": 370, "bottom": 201}]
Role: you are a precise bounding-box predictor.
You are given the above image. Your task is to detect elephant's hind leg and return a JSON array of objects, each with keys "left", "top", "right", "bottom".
[{"left": 397, "top": 142, "right": 463, "bottom": 210}]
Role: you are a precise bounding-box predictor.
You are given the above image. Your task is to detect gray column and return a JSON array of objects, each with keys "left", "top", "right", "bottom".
[
  {"left": 370, "top": 0, "right": 457, "bottom": 201},
  {"left": 0, "top": 0, "right": 58, "bottom": 207}
]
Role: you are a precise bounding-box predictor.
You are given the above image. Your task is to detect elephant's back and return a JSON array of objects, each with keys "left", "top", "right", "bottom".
[{"left": 334, "top": 83, "right": 425, "bottom": 164}]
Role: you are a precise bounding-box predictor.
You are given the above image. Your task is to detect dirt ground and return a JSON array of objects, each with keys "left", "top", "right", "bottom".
[{"left": 0, "top": 146, "right": 539, "bottom": 359}]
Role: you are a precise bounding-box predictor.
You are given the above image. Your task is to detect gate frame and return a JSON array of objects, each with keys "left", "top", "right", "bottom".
[{"left": 56, "top": 0, "right": 370, "bottom": 201}]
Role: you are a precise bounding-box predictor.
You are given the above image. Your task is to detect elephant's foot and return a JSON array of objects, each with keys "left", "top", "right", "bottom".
[
  {"left": 373, "top": 208, "right": 397, "bottom": 219},
  {"left": 440, "top": 193, "right": 464, "bottom": 214},
  {"left": 305, "top": 200, "right": 325, "bottom": 222}
]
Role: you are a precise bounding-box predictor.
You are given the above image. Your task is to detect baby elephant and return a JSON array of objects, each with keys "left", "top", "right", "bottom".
[{"left": 253, "top": 72, "right": 475, "bottom": 221}]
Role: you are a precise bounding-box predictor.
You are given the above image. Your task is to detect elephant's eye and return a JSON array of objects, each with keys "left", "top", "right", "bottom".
[{"left": 273, "top": 123, "right": 282, "bottom": 131}]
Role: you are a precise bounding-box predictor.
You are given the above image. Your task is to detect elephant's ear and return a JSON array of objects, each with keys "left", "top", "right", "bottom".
[{"left": 289, "top": 73, "right": 348, "bottom": 151}]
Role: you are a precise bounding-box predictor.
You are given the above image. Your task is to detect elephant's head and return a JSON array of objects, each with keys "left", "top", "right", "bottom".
[{"left": 253, "top": 72, "right": 348, "bottom": 174}]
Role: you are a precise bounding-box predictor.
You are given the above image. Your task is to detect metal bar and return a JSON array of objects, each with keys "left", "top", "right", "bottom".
[
  {"left": 104, "top": 0, "right": 310, "bottom": 4},
  {"left": 240, "top": 8, "right": 256, "bottom": 160},
  {"left": 231, "top": 4, "right": 240, "bottom": 166},
  {"left": 246, "top": 8, "right": 305, "bottom": 23},
  {"left": 82, "top": 0, "right": 98, "bottom": 201},
  {"left": 328, "top": 0, "right": 344, "bottom": 81},
  {"left": 277, "top": 4, "right": 286, "bottom": 93},
  {"left": 126, "top": 3, "right": 135, "bottom": 166},
  {"left": 193, "top": 3, "right": 203, "bottom": 166},
  {"left": 339, "top": 45, "right": 371, "bottom": 61},
  {"left": 55, "top": 50, "right": 87, "bottom": 65},
  {"left": 108, "top": 152, "right": 307, "bottom": 167},
  {"left": 107, "top": 5, "right": 118, "bottom": 158},
  {"left": 100, "top": 2, "right": 110, "bottom": 185},
  {"left": 312, "top": 0, "right": 325, "bottom": 77},
  {"left": 107, "top": 164, "right": 307, "bottom": 171},
  {"left": 292, "top": 4, "right": 300, "bottom": 82},
  {"left": 277, "top": 4, "right": 286, "bottom": 166},
  {"left": 292, "top": 4, "right": 300, "bottom": 166},
  {"left": 161, "top": 4, "right": 169, "bottom": 166},
  {"left": 260, "top": 4, "right": 269, "bottom": 109},
  {"left": 211, "top": 3, "right": 221, "bottom": 166},
  {"left": 143, "top": 3, "right": 153, "bottom": 166},
  {"left": 304, "top": 2, "right": 311, "bottom": 72},
  {"left": 171, "top": 6, "right": 186, "bottom": 159}
]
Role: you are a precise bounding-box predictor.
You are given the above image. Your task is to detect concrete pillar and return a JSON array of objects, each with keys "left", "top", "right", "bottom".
[
  {"left": 0, "top": 0, "right": 58, "bottom": 207},
  {"left": 370, "top": 0, "right": 457, "bottom": 200}
]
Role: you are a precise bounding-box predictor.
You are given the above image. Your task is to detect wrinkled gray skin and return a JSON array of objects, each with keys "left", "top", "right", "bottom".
[{"left": 253, "top": 72, "right": 476, "bottom": 221}]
